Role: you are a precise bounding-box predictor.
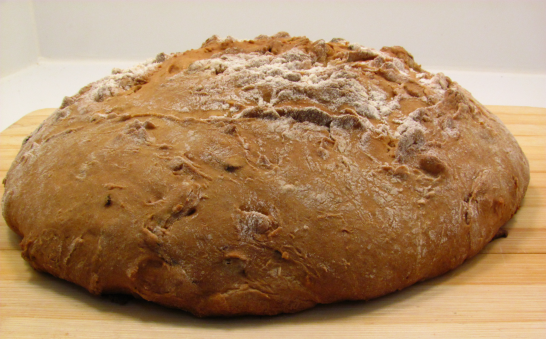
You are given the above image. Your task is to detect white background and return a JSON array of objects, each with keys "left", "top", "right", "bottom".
[{"left": 1, "top": 0, "right": 545, "bottom": 131}]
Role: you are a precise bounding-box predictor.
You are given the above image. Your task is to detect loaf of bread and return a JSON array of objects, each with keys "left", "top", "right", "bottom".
[{"left": 2, "top": 33, "right": 529, "bottom": 316}]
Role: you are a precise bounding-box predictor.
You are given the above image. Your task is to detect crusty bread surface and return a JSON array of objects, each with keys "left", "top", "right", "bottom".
[{"left": 2, "top": 33, "right": 529, "bottom": 316}]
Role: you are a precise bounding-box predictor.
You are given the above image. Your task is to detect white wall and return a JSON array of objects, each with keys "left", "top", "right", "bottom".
[
  {"left": 0, "top": 0, "right": 39, "bottom": 77},
  {"left": 31, "top": 0, "right": 546, "bottom": 73}
]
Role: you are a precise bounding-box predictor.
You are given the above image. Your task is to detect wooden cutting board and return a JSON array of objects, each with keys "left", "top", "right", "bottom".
[{"left": 1, "top": 107, "right": 545, "bottom": 338}]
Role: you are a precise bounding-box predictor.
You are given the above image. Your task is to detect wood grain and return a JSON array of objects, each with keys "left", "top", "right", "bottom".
[{"left": 1, "top": 107, "right": 545, "bottom": 339}]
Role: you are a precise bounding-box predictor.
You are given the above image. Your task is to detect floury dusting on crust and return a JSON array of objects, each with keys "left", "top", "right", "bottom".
[
  {"left": 178, "top": 44, "right": 400, "bottom": 120},
  {"left": 60, "top": 52, "right": 171, "bottom": 108},
  {"left": 61, "top": 33, "right": 446, "bottom": 128}
]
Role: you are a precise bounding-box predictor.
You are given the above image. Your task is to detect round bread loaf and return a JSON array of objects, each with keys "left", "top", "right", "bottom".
[{"left": 2, "top": 33, "right": 529, "bottom": 316}]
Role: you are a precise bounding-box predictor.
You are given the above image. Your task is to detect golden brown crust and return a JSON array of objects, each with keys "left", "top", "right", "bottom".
[{"left": 2, "top": 33, "right": 529, "bottom": 316}]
